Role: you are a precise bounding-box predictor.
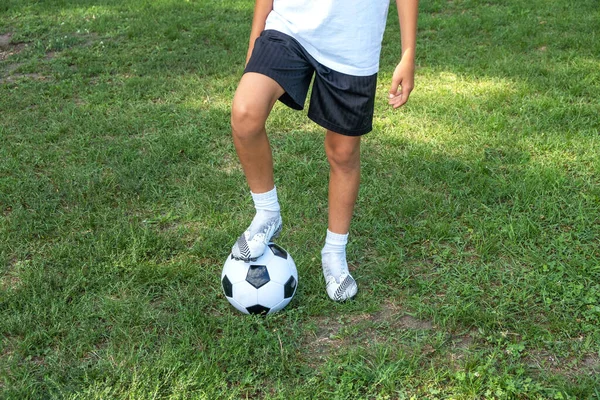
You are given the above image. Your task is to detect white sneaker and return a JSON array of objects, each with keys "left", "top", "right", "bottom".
[
  {"left": 322, "top": 253, "right": 358, "bottom": 301},
  {"left": 325, "top": 274, "right": 358, "bottom": 301},
  {"left": 231, "top": 215, "right": 282, "bottom": 261}
]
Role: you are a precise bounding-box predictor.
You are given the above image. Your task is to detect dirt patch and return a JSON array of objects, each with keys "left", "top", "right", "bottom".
[
  {"left": 2, "top": 62, "right": 20, "bottom": 75},
  {"left": 0, "top": 73, "right": 48, "bottom": 84},
  {"left": 371, "top": 299, "right": 435, "bottom": 331},
  {"left": 581, "top": 354, "right": 600, "bottom": 371},
  {"left": 301, "top": 300, "right": 484, "bottom": 371},
  {"left": 0, "top": 33, "right": 12, "bottom": 49},
  {"left": 0, "top": 273, "right": 21, "bottom": 291},
  {"left": 1, "top": 32, "right": 33, "bottom": 83},
  {"left": 304, "top": 316, "right": 346, "bottom": 361},
  {"left": 526, "top": 350, "right": 600, "bottom": 377},
  {"left": 398, "top": 314, "right": 434, "bottom": 330},
  {"left": 303, "top": 300, "right": 438, "bottom": 365},
  {"left": 44, "top": 51, "right": 57, "bottom": 60},
  {"left": 451, "top": 333, "right": 475, "bottom": 350},
  {"left": 1, "top": 257, "right": 23, "bottom": 291},
  {"left": 0, "top": 32, "right": 27, "bottom": 61},
  {"left": 443, "top": 331, "right": 477, "bottom": 366}
]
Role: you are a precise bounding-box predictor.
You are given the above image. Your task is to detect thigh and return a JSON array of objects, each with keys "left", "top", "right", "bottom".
[{"left": 232, "top": 72, "right": 286, "bottom": 124}]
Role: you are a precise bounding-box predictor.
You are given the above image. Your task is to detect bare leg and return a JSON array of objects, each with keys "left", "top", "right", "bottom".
[
  {"left": 230, "top": 73, "right": 286, "bottom": 261},
  {"left": 322, "top": 130, "right": 360, "bottom": 301},
  {"left": 231, "top": 72, "right": 285, "bottom": 193},
  {"left": 324, "top": 130, "right": 361, "bottom": 234}
]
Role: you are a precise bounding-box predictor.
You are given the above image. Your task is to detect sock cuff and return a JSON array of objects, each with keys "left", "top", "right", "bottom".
[
  {"left": 251, "top": 186, "right": 280, "bottom": 212},
  {"left": 325, "top": 229, "right": 348, "bottom": 246}
]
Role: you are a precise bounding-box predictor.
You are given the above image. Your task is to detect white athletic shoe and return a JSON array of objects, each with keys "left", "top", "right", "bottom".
[
  {"left": 322, "top": 253, "right": 358, "bottom": 301},
  {"left": 231, "top": 215, "right": 282, "bottom": 261}
]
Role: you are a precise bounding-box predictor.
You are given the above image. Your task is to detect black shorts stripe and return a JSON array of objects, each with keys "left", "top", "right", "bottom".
[{"left": 244, "top": 30, "right": 377, "bottom": 136}]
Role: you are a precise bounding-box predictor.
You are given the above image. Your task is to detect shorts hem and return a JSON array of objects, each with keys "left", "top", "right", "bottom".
[{"left": 307, "top": 113, "right": 372, "bottom": 136}]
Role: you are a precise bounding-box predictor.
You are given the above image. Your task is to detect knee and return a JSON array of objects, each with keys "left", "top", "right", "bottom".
[
  {"left": 231, "top": 100, "right": 265, "bottom": 141},
  {"left": 325, "top": 140, "right": 361, "bottom": 172}
]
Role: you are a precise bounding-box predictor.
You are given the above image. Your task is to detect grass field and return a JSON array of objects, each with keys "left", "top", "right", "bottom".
[{"left": 1, "top": 0, "right": 599, "bottom": 398}]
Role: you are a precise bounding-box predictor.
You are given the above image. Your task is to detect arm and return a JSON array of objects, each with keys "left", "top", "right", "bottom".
[
  {"left": 246, "top": 0, "right": 274, "bottom": 65},
  {"left": 388, "top": 0, "right": 419, "bottom": 109}
]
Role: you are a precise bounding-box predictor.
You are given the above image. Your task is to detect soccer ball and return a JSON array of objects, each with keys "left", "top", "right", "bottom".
[{"left": 221, "top": 243, "right": 298, "bottom": 315}]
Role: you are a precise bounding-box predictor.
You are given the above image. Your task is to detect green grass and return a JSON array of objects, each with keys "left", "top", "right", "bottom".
[{"left": 1, "top": 0, "right": 599, "bottom": 398}]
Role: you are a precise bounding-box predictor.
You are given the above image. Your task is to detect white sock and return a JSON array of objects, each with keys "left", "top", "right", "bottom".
[
  {"left": 248, "top": 187, "right": 281, "bottom": 235},
  {"left": 321, "top": 230, "right": 349, "bottom": 282}
]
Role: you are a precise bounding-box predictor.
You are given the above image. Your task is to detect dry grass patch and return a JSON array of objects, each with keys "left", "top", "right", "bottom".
[
  {"left": 303, "top": 300, "right": 440, "bottom": 362},
  {"left": 525, "top": 348, "right": 600, "bottom": 381},
  {"left": 301, "top": 299, "right": 482, "bottom": 373},
  {"left": 1, "top": 32, "right": 30, "bottom": 83},
  {"left": 0, "top": 73, "right": 48, "bottom": 84},
  {"left": 0, "top": 258, "right": 23, "bottom": 291}
]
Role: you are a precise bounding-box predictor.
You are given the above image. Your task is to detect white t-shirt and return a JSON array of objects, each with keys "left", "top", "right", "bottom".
[{"left": 265, "top": 0, "right": 390, "bottom": 76}]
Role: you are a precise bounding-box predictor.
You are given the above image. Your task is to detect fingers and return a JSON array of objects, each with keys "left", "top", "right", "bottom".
[
  {"left": 388, "top": 84, "right": 412, "bottom": 109},
  {"left": 388, "top": 79, "right": 403, "bottom": 108},
  {"left": 388, "top": 75, "right": 401, "bottom": 101},
  {"left": 388, "top": 91, "right": 408, "bottom": 109},
  {"left": 388, "top": 60, "right": 415, "bottom": 109}
]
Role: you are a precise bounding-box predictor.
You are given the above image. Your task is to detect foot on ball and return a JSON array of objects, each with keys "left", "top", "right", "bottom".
[{"left": 232, "top": 214, "right": 282, "bottom": 261}]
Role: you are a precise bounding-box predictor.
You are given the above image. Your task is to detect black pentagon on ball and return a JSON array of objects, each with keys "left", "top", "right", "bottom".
[
  {"left": 246, "top": 304, "right": 270, "bottom": 315},
  {"left": 222, "top": 275, "right": 233, "bottom": 297},
  {"left": 246, "top": 264, "right": 270, "bottom": 289},
  {"left": 284, "top": 276, "right": 297, "bottom": 298},
  {"left": 268, "top": 243, "right": 288, "bottom": 259}
]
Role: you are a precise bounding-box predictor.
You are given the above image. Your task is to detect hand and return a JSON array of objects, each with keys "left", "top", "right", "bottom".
[{"left": 388, "top": 57, "right": 415, "bottom": 109}]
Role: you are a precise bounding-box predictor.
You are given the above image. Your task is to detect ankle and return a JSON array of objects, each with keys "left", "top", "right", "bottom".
[
  {"left": 251, "top": 186, "right": 280, "bottom": 213},
  {"left": 321, "top": 230, "right": 348, "bottom": 255}
]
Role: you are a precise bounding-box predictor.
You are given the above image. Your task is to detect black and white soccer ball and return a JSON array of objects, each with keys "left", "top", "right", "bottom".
[{"left": 221, "top": 243, "right": 298, "bottom": 315}]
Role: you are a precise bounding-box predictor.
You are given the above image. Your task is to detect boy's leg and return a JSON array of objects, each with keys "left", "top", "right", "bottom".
[
  {"left": 231, "top": 72, "right": 285, "bottom": 194},
  {"left": 325, "top": 131, "right": 361, "bottom": 234},
  {"left": 322, "top": 130, "right": 360, "bottom": 301},
  {"left": 230, "top": 72, "right": 286, "bottom": 261}
]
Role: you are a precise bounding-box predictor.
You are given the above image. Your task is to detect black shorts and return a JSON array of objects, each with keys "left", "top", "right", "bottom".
[{"left": 245, "top": 30, "right": 378, "bottom": 136}]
